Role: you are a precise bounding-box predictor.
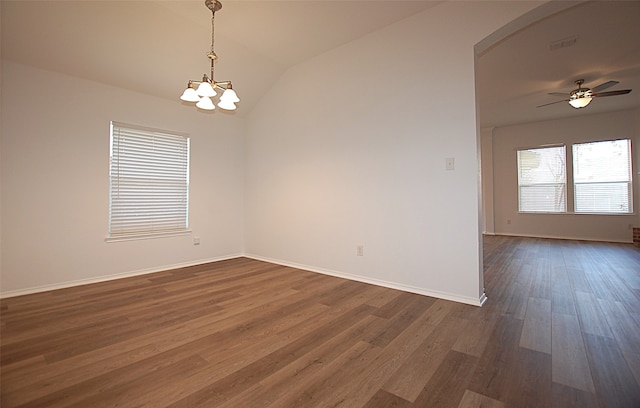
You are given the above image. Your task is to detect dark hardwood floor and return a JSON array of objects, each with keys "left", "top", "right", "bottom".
[{"left": 1, "top": 236, "right": 639, "bottom": 407}]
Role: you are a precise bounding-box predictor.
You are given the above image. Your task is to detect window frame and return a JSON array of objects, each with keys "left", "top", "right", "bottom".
[
  {"left": 516, "top": 138, "right": 634, "bottom": 216},
  {"left": 516, "top": 144, "right": 567, "bottom": 214},
  {"left": 107, "top": 121, "right": 191, "bottom": 242},
  {"left": 572, "top": 138, "right": 633, "bottom": 215}
]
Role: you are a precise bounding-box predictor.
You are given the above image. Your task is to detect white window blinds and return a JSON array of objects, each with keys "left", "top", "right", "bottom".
[
  {"left": 573, "top": 139, "right": 632, "bottom": 214},
  {"left": 517, "top": 146, "right": 566, "bottom": 213},
  {"left": 109, "top": 122, "right": 190, "bottom": 239}
]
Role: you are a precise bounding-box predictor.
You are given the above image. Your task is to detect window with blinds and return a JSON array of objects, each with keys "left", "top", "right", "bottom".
[
  {"left": 517, "top": 145, "right": 567, "bottom": 213},
  {"left": 573, "top": 139, "right": 632, "bottom": 214},
  {"left": 108, "top": 122, "right": 190, "bottom": 240}
]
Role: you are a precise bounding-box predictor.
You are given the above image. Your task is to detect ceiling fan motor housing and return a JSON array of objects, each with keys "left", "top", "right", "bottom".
[
  {"left": 570, "top": 79, "right": 591, "bottom": 99},
  {"left": 570, "top": 87, "right": 592, "bottom": 98}
]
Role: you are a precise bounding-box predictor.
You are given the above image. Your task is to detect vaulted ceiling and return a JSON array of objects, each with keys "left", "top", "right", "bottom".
[
  {"left": 1, "top": 0, "right": 440, "bottom": 115},
  {"left": 3, "top": 1, "right": 639, "bottom": 127},
  {"left": 476, "top": 0, "right": 640, "bottom": 127}
]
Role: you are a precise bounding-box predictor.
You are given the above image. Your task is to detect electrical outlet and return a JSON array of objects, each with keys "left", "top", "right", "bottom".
[
  {"left": 193, "top": 236, "right": 201, "bottom": 245},
  {"left": 445, "top": 157, "right": 455, "bottom": 171},
  {"left": 357, "top": 245, "right": 364, "bottom": 256}
]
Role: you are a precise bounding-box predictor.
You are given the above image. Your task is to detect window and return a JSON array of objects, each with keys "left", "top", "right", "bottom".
[
  {"left": 517, "top": 146, "right": 566, "bottom": 213},
  {"left": 516, "top": 139, "right": 634, "bottom": 215},
  {"left": 108, "top": 122, "right": 190, "bottom": 240},
  {"left": 573, "top": 139, "right": 632, "bottom": 214}
]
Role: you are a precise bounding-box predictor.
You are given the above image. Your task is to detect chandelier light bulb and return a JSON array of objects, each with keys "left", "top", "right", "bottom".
[
  {"left": 217, "top": 99, "right": 237, "bottom": 111},
  {"left": 196, "top": 81, "right": 217, "bottom": 97},
  {"left": 180, "top": 86, "right": 200, "bottom": 102},
  {"left": 196, "top": 96, "right": 216, "bottom": 110},
  {"left": 220, "top": 88, "right": 240, "bottom": 103}
]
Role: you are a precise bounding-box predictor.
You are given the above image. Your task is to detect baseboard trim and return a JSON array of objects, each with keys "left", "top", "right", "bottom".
[
  {"left": 2, "top": 253, "right": 487, "bottom": 307},
  {"left": 0, "top": 254, "right": 244, "bottom": 299},
  {"left": 245, "top": 254, "right": 486, "bottom": 307},
  {"left": 492, "top": 232, "right": 632, "bottom": 244}
]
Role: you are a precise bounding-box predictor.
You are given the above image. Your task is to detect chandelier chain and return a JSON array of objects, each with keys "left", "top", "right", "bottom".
[
  {"left": 209, "top": 10, "right": 216, "bottom": 81},
  {"left": 210, "top": 12, "right": 215, "bottom": 56}
]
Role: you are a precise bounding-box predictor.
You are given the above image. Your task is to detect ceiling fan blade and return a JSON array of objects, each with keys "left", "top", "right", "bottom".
[
  {"left": 537, "top": 99, "right": 569, "bottom": 108},
  {"left": 592, "top": 89, "right": 632, "bottom": 98},
  {"left": 548, "top": 92, "right": 568, "bottom": 96},
  {"left": 590, "top": 80, "right": 619, "bottom": 93}
]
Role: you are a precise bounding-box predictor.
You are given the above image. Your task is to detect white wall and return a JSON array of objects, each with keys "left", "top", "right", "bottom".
[
  {"left": 480, "top": 127, "right": 495, "bottom": 234},
  {"left": 492, "top": 108, "right": 640, "bottom": 243},
  {"left": 1, "top": 2, "right": 544, "bottom": 302},
  {"left": 244, "top": 2, "right": 540, "bottom": 305},
  {"left": 1, "top": 61, "right": 245, "bottom": 296}
]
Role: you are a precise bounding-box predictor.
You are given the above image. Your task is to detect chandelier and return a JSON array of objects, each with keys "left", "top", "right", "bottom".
[{"left": 180, "top": 0, "right": 239, "bottom": 111}]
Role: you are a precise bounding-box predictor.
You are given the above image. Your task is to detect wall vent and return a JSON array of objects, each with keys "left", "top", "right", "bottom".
[{"left": 549, "top": 35, "right": 578, "bottom": 51}]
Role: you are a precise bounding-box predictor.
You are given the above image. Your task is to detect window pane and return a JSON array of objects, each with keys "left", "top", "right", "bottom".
[
  {"left": 575, "top": 182, "right": 630, "bottom": 213},
  {"left": 573, "top": 139, "right": 632, "bottom": 214},
  {"left": 519, "top": 184, "right": 566, "bottom": 212},
  {"left": 517, "top": 146, "right": 566, "bottom": 212},
  {"left": 573, "top": 139, "right": 631, "bottom": 182}
]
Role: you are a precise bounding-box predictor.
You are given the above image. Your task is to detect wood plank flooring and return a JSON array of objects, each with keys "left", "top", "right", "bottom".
[{"left": 1, "top": 236, "right": 639, "bottom": 407}]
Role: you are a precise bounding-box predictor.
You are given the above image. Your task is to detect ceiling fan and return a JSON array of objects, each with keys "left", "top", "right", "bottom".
[{"left": 537, "top": 79, "right": 632, "bottom": 109}]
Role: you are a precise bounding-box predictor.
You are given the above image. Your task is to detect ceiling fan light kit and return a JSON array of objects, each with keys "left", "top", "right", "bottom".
[
  {"left": 568, "top": 81, "right": 593, "bottom": 108},
  {"left": 180, "top": 0, "right": 239, "bottom": 111},
  {"left": 537, "top": 79, "right": 631, "bottom": 109},
  {"left": 568, "top": 97, "right": 592, "bottom": 108}
]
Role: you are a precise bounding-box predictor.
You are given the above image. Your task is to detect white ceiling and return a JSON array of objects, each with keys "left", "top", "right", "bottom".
[
  {"left": 1, "top": 0, "right": 441, "bottom": 115},
  {"left": 2, "top": 1, "right": 639, "bottom": 125},
  {"left": 476, "top": 0, "right": 640, "bottom": 128}
]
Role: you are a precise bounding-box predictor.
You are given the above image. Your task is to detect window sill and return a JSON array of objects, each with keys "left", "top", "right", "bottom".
[
  {"left": 105, "top": 230, "right": 192, "bottom": 243},
  {"left": 518, "top": 212, "right": 635, "bottom": 216}
]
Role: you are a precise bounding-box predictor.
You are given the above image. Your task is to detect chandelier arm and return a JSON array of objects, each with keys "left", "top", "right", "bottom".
[
  {"left": 186, "top": 78, "right": 230, "bottom": 88},
  {"left": 213, "top": 81, "right": 233, "bottom": 90}
]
